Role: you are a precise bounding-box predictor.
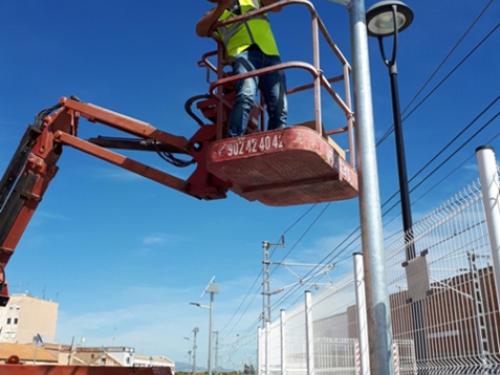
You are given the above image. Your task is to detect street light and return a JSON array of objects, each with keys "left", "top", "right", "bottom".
[
  {"left": 366, "top": 2, "right": 428, "bottom": 369},
  {"left": 366, "top": 0, "right": 415, "bottom": 258},
  {"left": 366, "top": 1, "right": 413, "bottom": 37},
  {"left": 190, "top": 279, "right": 219, "bottom": 375},
  {"left": 192, "top": 327, "right": 199, "bottom": 375}
]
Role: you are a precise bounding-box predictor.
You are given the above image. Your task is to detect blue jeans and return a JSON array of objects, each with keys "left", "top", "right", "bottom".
[{"left": 228, "top": 46, "right": 288, "bottom": 137}]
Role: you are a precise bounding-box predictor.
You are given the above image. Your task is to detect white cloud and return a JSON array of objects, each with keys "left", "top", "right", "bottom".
[
  {"left": 135, "top": 233, "right": 186, "bottom": 254},
  {"left": 142, "top": 234, "right": 169, "bottom": 246}
]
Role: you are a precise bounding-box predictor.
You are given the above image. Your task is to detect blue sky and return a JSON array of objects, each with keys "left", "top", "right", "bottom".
[{"left": 0, "top": 0, "right": 498, "bottom": 367}]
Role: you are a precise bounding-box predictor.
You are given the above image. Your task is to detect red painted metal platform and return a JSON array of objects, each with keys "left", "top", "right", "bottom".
[
  {"left": 207, "top": 126, "right": 358, "bottom": 206},
  {"left": 0, "top": 365, "right": 172, "bottom": 375}
]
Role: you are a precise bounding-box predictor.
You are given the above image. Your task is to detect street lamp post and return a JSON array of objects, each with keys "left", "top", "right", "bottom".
[
  {"left": 190, "top": 280, "right": 219, "bottom": 375},
  {"left": 366, "top": 1, "right": 428, "bottom": 370},
  {"left": 366, "top": 0, "right": 415, "bottom": 255},
  {"left": 192, "top": 327, "right": 199, "bottom": 375}
]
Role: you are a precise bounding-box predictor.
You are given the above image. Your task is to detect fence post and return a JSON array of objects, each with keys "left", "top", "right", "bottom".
[
  {"left": 476, "top": 145, "right": 500, "bottom": 304},
  {"left": 305, "top": 291, "right": 315, "bottom": 375},
  {"left": 265, "top": 321, "right": 270, "bottom": 375},
  {"left": 280, "top": 309, "right": 286, "bottom": 375},
  {"left": 353, "top": 253, "right": 371, "bottom": 375},
  {"left": 257, "top": 327, "right": 262, "bottom": 375}
]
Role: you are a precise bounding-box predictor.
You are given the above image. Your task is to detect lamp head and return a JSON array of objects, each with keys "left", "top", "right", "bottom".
[{"left": 366, "top": 1, "right": 414, "bottom": 37}]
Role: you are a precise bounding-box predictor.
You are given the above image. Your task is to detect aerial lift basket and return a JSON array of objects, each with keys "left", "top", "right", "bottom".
[{"left": 193, "top": 0, "right": 358, "bottom": 206}]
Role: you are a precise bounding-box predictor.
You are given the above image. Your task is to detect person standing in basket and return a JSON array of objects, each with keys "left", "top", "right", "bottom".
[{"left": 197, "top": 0, "right": 288, "bottom": 137}]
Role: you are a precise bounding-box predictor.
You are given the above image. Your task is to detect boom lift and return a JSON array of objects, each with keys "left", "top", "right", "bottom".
[{"left": 0, "top": 0, "right": 357, "bottom": 311}]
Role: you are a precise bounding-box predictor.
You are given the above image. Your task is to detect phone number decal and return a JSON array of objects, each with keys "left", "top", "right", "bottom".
[{"left": 219, "top": 134, "right": 284, "bottom": 157}]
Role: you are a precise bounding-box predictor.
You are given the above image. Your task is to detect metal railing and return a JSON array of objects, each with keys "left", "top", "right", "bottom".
[{"left": 198, "top": 0, "right": 356, "bottom": 166}]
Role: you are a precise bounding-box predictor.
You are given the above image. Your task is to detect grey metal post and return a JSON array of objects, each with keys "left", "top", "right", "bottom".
[
  {"left": 476, "top": 146, "right": 500, "bottom": 305},
  {"left": 208, "top": 292, "right": 214, "bottom": 375},
  {"left": 347, "top": 0, "right": 394, "bottom": 373},
  {"left": 192, "top": 327, "right": 199, "bottom": 375},
  {"left": 353, "top": 253, "right": 371, "bottom": 375},
  {"left": 265, "top": 321, "right": 270, "bottom": 375},
  {"left": 280, "top": 309, "right": 286, "bottom": 375},
  {"left": 304, "top": 291, "right": 315, "bottom": 375}
]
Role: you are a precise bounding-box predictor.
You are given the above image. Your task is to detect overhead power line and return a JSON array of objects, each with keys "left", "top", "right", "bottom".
[
  {"left": 401, "top": 0, "right": 496, "bottom": 115},
  {"left": 271, "top": 203, "right": 331, "bottom": 275},
  {"left": 377, "top": 20, "right": 499, "bottom": 146},
  {"left": 219, "top": 203, "right": 320, "bottom": 337},
  {"left": 270, "top": 98, "right": 499, "bottom": 312},
  {"left": 380, "top": 95, "right": 499, "bottom": 210}
]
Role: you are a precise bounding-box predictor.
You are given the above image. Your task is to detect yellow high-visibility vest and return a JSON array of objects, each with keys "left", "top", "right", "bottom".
[{"left": 216, "top": 0, "right": 280, "bottom": 57}]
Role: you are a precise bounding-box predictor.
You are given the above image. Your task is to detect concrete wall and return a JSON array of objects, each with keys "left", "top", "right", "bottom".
[{"left": 0, "top": 294, "right": 58, "bottom": 343}]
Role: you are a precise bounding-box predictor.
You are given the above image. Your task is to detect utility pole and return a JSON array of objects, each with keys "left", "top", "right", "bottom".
[
  {"left": 214, "top": 331, "right": 219, "bottom": 375},
  {"left": 261, "top": 236, "right": 284, "bottom": 326},
  {"left": 262, "top": 240, "right": 271, "bottom": 327},
  {"left": 192, "top": 327, "right": 199, "bottom": 375}
]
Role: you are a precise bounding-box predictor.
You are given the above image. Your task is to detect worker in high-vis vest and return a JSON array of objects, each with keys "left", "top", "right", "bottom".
[{"left": 197, "top": 0, "right": 287, "bottom": 137}]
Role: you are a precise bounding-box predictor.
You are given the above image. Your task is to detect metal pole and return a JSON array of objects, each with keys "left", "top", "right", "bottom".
[
  {"left": 347, "top": 0, "right": 394, "bottom": 373},
  {"left": 388, "top": 63, "right": 414, "bottom": 252},
  {"left": 280, "top": 309, "right": 286, "bottom": 375},
  {"left": 214, "top": 331, "right": 219, "bottom": 375},
  {"left": 257, "top": 327, "right": 262, "bottom": 375},
  {"left": 265, "top": 321, "right": 270, "bottom": 375},
  {"left": 476, "top": 145, "right": 500, "bottom": 304},
  {"left": 262, "top": 241, "right": 271, "bottom": 327},
  {"left": 391, "top": 67, "right": 427, "bottom": 368},
  {"left": 193, "top": 327, "right": 199, "bottom": 375},
  {"left": 353, "top": 253, "right": 371, "bottom": 375},
  {"left": 261, "top": 241, "right": 271, "bottom": 375},
  {"left": 375, "top": 7, "right": 427, "bottom": 368},
  {"left": 304, "top": 291, "right": 315, "bottom": 375},
  {"left": 208, "top": 292, "right": 214, "bottom": 375}
]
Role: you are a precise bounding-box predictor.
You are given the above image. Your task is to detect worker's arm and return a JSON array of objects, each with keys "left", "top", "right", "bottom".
[{"left": 196, "top": 0, "right": 233, "bottom": 37}]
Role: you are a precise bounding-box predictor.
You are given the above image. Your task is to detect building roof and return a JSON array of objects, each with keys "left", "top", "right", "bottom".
[
  {"left": 0, "top": 343, "right": 58, "bottom": 363},
  {"left": 135, "top": 354, "right": 175, "bottom": 366}
]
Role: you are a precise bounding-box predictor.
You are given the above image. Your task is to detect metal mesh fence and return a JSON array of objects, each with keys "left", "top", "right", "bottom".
[
  {"left": 312, "top": 276, "right": 360, "bottom": 374},
  {"left": 258, "top": 172, "right": 499, "bottom": 374},
  {"left": 386, "top": 179, "right": 500, "bottom": 373}
]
